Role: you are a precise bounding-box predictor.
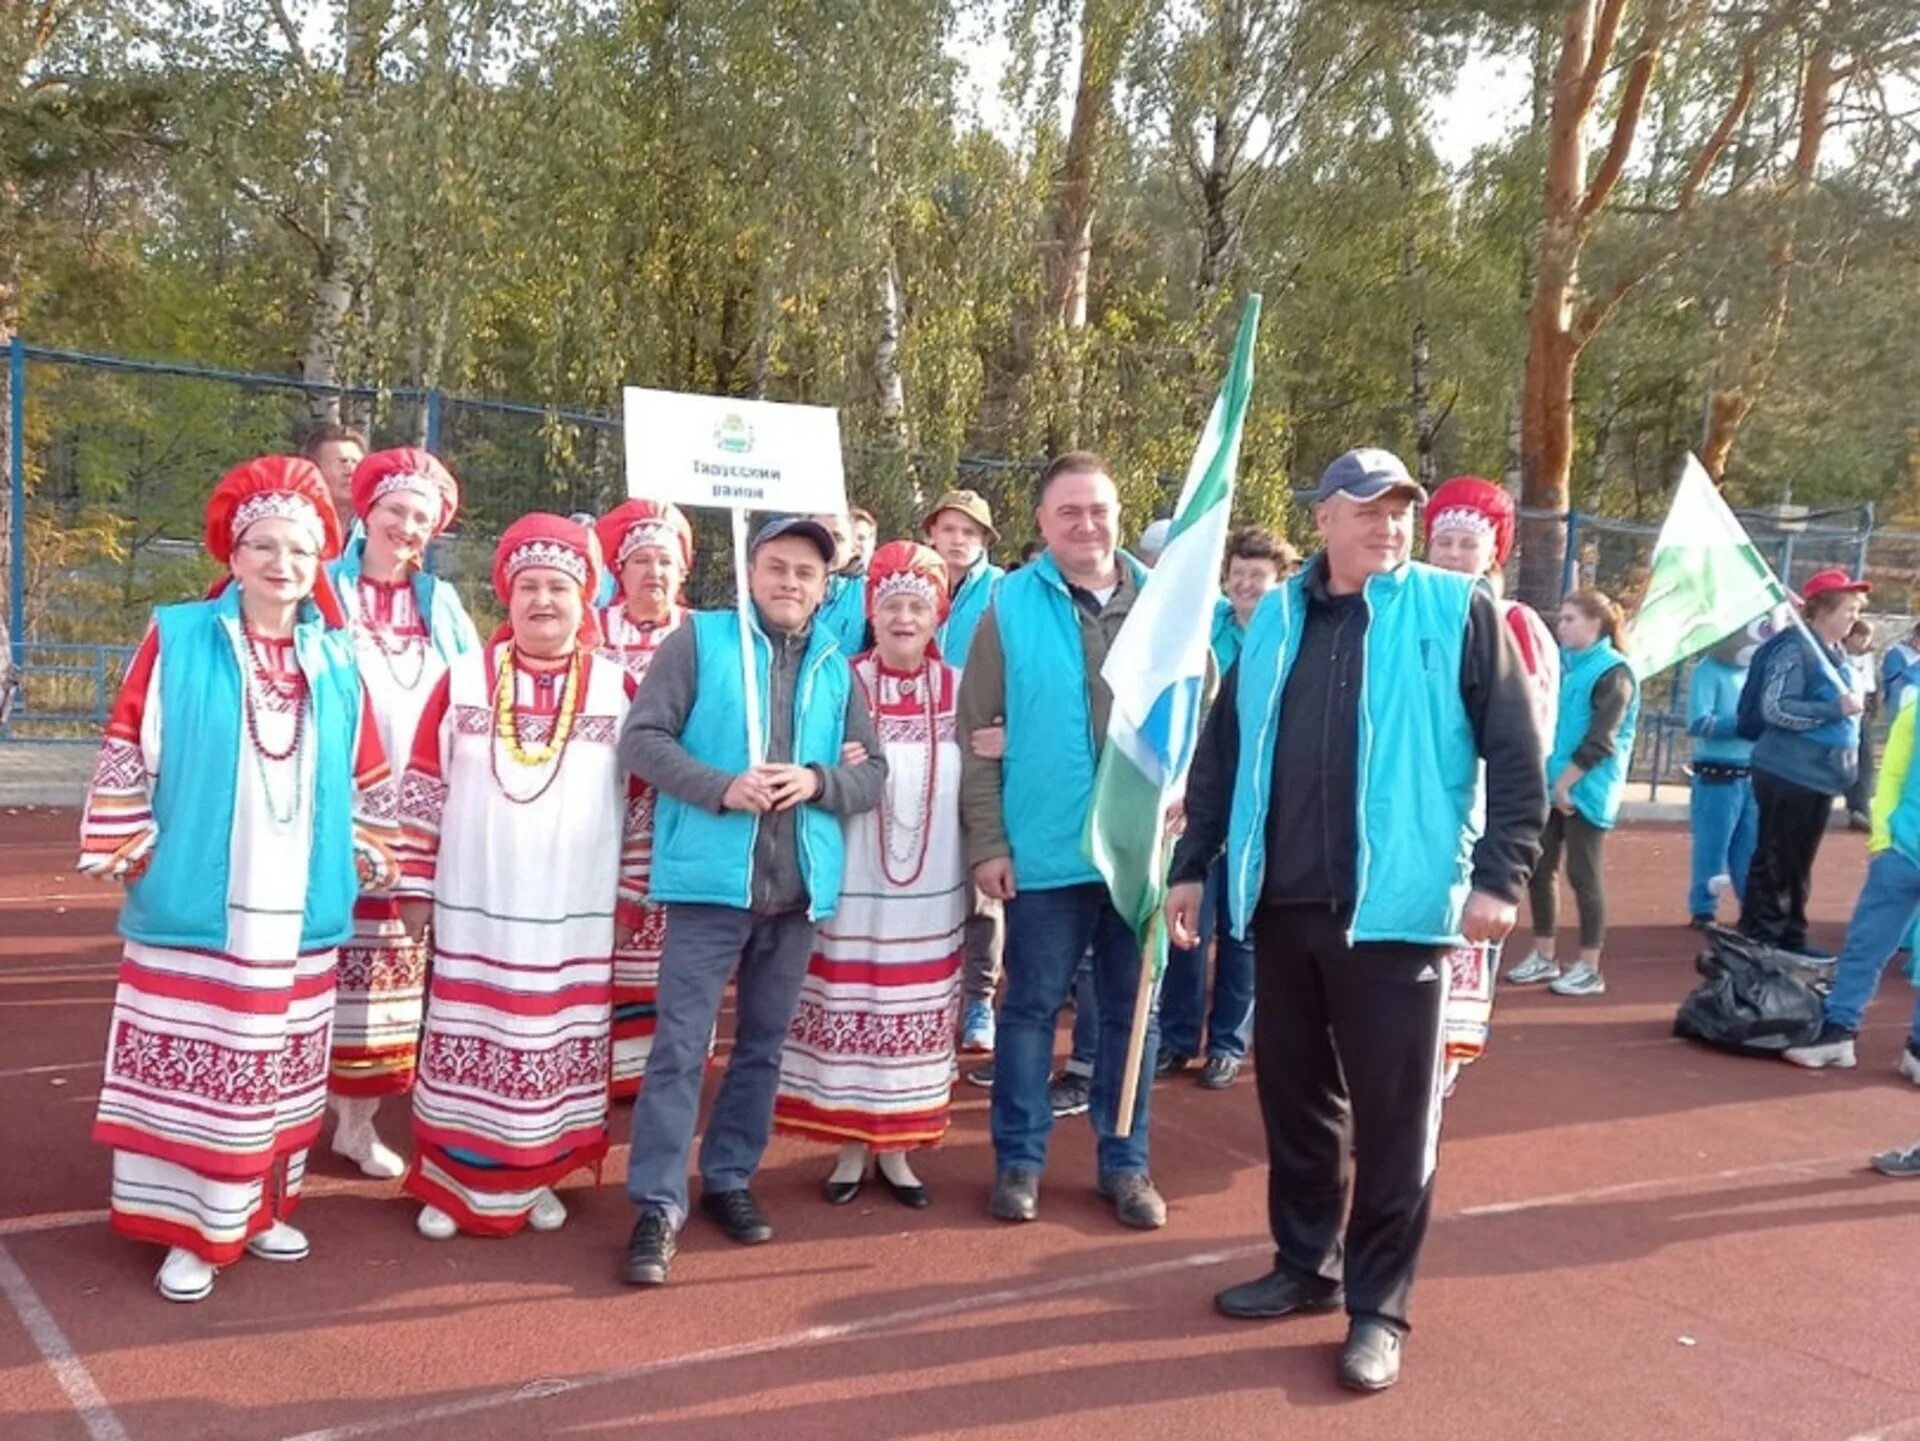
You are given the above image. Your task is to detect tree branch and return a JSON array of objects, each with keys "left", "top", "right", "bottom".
[
  {"left": 1576, "top": 0, "right": 1633, "bottom": 116},
  {"left": 263, "top": 0, "right": 314, "bottom": 79},
  {"left": 1579, "top": 0, "right": 1674, "bottom": 224},
  {"left": 1675, "top": 43, "right": 1758, "bottom": 209}
]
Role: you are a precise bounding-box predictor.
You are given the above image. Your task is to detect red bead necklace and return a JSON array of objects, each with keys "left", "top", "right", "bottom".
[
  {"left": 872, "top": 656, "right": 939, "bottom": 888},
  {"left": 239, "top": 616, "right": 306, "bottom": 762}
]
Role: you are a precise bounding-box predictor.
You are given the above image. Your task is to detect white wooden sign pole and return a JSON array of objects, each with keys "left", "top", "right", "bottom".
[{"left": 622, "top": 387, "right": 848, "bottom": 770}]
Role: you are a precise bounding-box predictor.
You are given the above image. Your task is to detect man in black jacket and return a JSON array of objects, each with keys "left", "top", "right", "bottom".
[{"left": 1167, "top": 448, "right": 1546, "bottom": 1392}]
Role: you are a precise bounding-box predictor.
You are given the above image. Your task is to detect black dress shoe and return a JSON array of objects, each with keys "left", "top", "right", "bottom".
[
  {"left": 823, "top": 1176, "right": 863, "bottom": 1206},
  {"left": 621, "top": 1209, "right": 677, "bottom": 1286},
  {"left": 988, "top": 1168, "right": 1040, "bottom": 1222},
  {"left": 1338, "top": 1318, "right": 1404, "bottom": 1392},
  {"left": 878, "top": 1171, "right": 931, "bottom": 1209},
  {"left": 700, "top": 1187, "right": 773, "bottom": 1244},
  {"left": 1214, "top": 1267, "right": 1344, "bottom": 1319}
]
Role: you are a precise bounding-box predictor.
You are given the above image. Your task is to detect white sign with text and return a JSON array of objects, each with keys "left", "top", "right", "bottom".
[{"left": 622, "top": 387, "right": 848, "bottom": 516}]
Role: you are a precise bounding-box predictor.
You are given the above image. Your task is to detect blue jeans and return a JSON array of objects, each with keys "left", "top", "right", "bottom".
[
  {"left": 626, "top": 905, "right": 815, "bottom": 1228},
  {"left": 1689, "top": 775, "right": 1758, "bottom": 918},
  {"left": 1158, "top": 860, "right": 1254, "bottom": 1060},
  {"left": 1823, "top": 849, "right": 1920, "bottom": 1044},
  {"left": 1065, "top": 951, "right": 1097, "bottom": 1076},
  {"left": 993, "top": 883, "right": 1156, "bottom": 1176}
]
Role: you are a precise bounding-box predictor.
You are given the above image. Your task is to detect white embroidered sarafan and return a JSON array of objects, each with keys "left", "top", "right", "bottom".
[
  {"left": 231, "top": 493, "right": 324, "bottom": 547},
  {"left": 504, "top": 540, "right": 589, "bottom": 587}
]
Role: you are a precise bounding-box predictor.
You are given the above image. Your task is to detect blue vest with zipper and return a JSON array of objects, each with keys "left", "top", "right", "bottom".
[
  {"left": 1225, "top": 562, "right": 1481, "bottom": 945},
  {"left": 816, "top": 572, "right": 868, "bottom": 657},
  {"left": 328, "top": 540, "right": 481, "bottom": 662},
  {"left": 996, "top": 550, "right": 1150, "bottom": 892},
  {"left": 121, "top": 589, "right": 362, "bottom": 950},
  {"left": 648, "top": 609, "right": 852, "bottom": 921},
  {"left": 939, "top": 554, "right": 1004, "bottom": 670},
  {"left": 1549, "top": 640, "right": 1640, "bottom": 830}
]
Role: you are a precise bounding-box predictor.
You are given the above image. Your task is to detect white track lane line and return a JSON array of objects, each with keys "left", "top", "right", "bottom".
[{"left": 0, "top": 1238, "right": 132, "bottom": 1441}]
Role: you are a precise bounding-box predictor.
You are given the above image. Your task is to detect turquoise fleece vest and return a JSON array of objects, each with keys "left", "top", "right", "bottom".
[
  {"left": 1226, "top": 562, "right": 1481, "bottom": 945},
  {"left": 996, "top": 550, "right": 1150, "bottom": 892},
  {"left": 816, "top": 572, "right": 868, "bottom": 657},
  {"left": 1210, "top": 597, "right": 1244, "bottom": 673},
  {"left": 1550, "top": 640, "right": 1640, "bottom": 830},
  {"left": 329, "top": 540, "right": 481, "bottom": 662},
  {"left": 121, "top": 589, "right": 361, "bottom": 950},
  {"left": 649, "top": 609, "right": 852, "bottom": 921},
  {"left": 939, "top": 554, "right": 1003, "bottom": 670}
]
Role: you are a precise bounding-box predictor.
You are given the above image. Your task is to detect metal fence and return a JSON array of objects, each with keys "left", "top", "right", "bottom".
[{"left": 3, "top": 340, "right": 1914, "bottom": 791}]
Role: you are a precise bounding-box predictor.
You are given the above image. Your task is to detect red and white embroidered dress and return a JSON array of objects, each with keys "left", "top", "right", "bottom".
[
  {"left": 774, "top": 655, "right": 966, "bottom": 1151},
  {"left": 594, "top": 601, "right": 688, "bottom": 1100},
  {"left": 330, "top": 577, "right": 448, "bottom": 1095},
  {"left": 395, "top": 642, "right": 645, "bottom": 1234},
  {"left": 82, "top": 626, "right": 390, "bottom": 1264}
]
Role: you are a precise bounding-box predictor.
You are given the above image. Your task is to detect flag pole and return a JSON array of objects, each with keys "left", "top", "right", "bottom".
[
  {"left": 1113, "top": 909, "right": 1161, "bottom": 1141},
  {"left": 732, "top": 508, "right": 765, "bottom": 766}
]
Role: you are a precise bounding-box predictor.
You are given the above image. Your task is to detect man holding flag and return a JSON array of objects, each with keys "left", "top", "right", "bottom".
[
  {"left": 956, "top": 448, "right": 1164, "bottom": 1230},
  {"left": 1166, "top": 447, "right": 1546, "bottom": 1392}
]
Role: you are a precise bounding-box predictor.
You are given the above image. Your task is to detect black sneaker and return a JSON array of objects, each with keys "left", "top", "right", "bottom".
[
  {"left": 965, "top": 1060, "right": 995, "bottom": 1088},
  {"left": 1154, "top": 1048, "right": 1193, "bottom": 1079},
  {"left": 621, "top": 1209, "right": 677, "bottom": 1286},
  {"left": 699, "top": 1187, "right": 773, "bottom": 1245},
  {"left": 1048, "top": 1071, "right": 1092, "bottom": 1117}
]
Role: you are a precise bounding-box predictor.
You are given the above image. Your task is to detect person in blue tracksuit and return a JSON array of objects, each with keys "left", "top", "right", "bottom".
[
  {"left": 810, "top": 510, "right": 870, "bottom": 656},
  {"left": 1167, "top": 448, "right": 1546, "bottom": 1392},
  {"left": 1507, "top": 589, "right": 1640, "bottom": 998},
  {"left": 1685, "top": 627, "right": 1763, "bottom": 927},
  {"left": 615, "top": 516, "right": 888, "bottom": 1286}
]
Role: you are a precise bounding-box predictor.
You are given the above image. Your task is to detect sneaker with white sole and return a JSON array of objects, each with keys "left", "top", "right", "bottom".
[
  {"left": 417, "top": 1205, "right": 459, "bottom": 1241},
  {"left": 528, "top": 1187, "right": 568, "bottom": 1233},
  {"left": 1871, "top": 1141, "right": 1920, "bottom": 1177},
  {"left": 244, "top": 1219, "right": 310, "bottom": 1262},
  {"left": 960, "top": 998, "right": 996, "bottom": 1054},
  {"left": 1781, "top": 1022, "right": 1857, "bottom": 1069},
  {"left": 1899, "top": 1046, "right": 1920, "bottom": 1088},
  {"left": 330, "top": 1095, "right": 407, "bottom": 1180},
  {"left": 1548, "top": 962, "right": 1607, "bottom": 997},
  {"left": 1505, "top": 953, "right": 1561, "bottom": 985},
  {"left": 156, "top": 1247, "right": 216, "bottom": 1303}
]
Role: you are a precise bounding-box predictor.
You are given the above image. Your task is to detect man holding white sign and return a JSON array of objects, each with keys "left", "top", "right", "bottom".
[{"left": 617, "top": 515, "right": 886, "bottom": 1285}]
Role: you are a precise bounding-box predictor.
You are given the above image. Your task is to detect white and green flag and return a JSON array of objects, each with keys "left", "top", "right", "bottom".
[
  {"left": 1083, "top": 295, "right": 1260, "bottom": 967},
  {"left": 1630, "top": 455, "right": 1791, "bottom": 678}
]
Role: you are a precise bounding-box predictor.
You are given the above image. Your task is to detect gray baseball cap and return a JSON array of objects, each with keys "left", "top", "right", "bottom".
[
  {"left": 752, "top": 514, "right": 837, "bottom": 564},
  {"left": 1314, "top": 448, "right": 1427, "bottom": 504}
]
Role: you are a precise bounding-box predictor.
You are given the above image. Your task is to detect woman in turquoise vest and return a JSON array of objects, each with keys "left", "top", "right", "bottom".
[
  {"left": 1509, "top": 589, "right": 1640, "bottom": 998},
  {"left": 76, "top": 456, "right": 398, "bottom": 1304}
]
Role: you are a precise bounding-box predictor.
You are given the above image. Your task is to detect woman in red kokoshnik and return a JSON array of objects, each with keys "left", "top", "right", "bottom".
[
  {"left": 1422, "top": 476, "right": 1559, "bottom": 1087},
  {"left": 78, "top": 456, "right": 397, "bottom": 1303},
  {"left": 325, "top": 447, "right": 479, "bottom": 1178},
  {"left": 773, "top": 542, "right": 967, "bottom": 1207},
  {"left": 593, "top": 498, "right": 695, "bottom": 1100},
  {"left": 395, "top": 514, "right": 648, "bottom": 1239}
]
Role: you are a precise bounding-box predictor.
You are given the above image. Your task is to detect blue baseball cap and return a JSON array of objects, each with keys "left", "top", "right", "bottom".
[
  {"left": 1314, "top": 448, "right": 1427, "bottom": 504},
  {"left": 751, "top": 514, "right": 837, "bottom": 564}
]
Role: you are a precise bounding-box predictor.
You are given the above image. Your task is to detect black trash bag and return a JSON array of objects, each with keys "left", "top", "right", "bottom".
[{"left": 1674, "top": 927, "right": 1826, "bottom": 1056}]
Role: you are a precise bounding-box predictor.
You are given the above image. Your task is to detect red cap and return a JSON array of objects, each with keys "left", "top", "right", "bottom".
[
  {"left": 865, "top": 540, "right": 950, "bottom": 623},
  {"left": 1424, "top": 475, "right": 1515, "bottom": 568},
  {"left": 492, "top": 513, "right": 604, "bottom": 647},
  {"left": 1800, "top": 568, "right": 1870, "bottom": 602},
  {"left": 349, "top": 448, "right": 460, "bottom": 535},
  {"left": 202, "top": 456, "right": 346, "bottom": 626},
  {"left": 595, "top": 499, "right": 694, "bottom": 574}
]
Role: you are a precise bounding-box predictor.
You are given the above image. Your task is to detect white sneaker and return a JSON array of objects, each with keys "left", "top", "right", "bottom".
[
  {"left": 330, "top": 1097, "right": 407, "bottom": 1180},
  {"left": 528, "top": 1187, "right": 568, "bottom": 1233},
  {"left": 1781, "top": 1025, "right": 1857, "bottom": 1069},
  {"left": 155, "top": 1247, "right": 216, "bottom": 1303},
  {"left": 1548, "top": 962, "right": 1607, "bottom": 997},
  {"left": 1505, "top": 953, "right": 1561, "bottom": 985},
  {"left": 245, "top": 1219, "right": 310, "bottom": 1262},
  {"left": 416, "top": 1205, "right": 459, "bottom": 1241},
  {"left": 1897, "top": 1049, "right": 1920, "bottom": 1087}
]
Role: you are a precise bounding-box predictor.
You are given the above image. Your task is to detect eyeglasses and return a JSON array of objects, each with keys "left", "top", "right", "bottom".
[{"left": 238, "top": 539, "right": 319, "bottom": 563}]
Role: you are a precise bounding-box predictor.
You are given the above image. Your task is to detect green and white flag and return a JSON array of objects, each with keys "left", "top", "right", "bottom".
[
  {"left": 1083, "top": 295, "right": 1260, "bottom": 967},
  {"left": 1630, "top": 455, "right": 1791, "bottom": 678}
]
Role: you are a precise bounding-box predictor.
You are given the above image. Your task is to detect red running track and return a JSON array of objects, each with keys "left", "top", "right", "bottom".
[{"left": 2, "top": 808, "right": 1918, "bottom": 1441}]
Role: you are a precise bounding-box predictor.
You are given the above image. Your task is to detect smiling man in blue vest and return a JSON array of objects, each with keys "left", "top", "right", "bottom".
[
  {"left": 957, "top": 451, "right": 1166, "bottom": 1231},
  {"left": 615, "top": 515, "right": 888, "bottom": 1286},
  {"left": 1166, "top": 448, "right": 1547, "bottom": 1393}
]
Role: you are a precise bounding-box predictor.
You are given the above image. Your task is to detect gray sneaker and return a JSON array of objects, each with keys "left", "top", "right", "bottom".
[
  {"left": 1871, "top": 1142, "right": 1920, "bottom": 1177},
  {"left": 1097, "top": 1172, "right": 1167, "bottom": 1229},
  {"left": 1048, "top": 1071, "right": 1092, "bottom": 1117},
  {"left": 1505, "top": 952, "right": 1561, "bottom": 985}
]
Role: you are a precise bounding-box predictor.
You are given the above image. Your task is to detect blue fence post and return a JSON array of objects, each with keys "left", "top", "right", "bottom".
[
  {"left": 1560, "top": 509, "right": 1580, "bottom": 599},
  {"left": 1857, "top": 501, "right": 1874, "bottom": 581},
  {"left": 8, "top": 335, "right": 23, "bottom": 671},
  {"left": 424, "top": 387, "right": 444, "bottom": 455}
]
